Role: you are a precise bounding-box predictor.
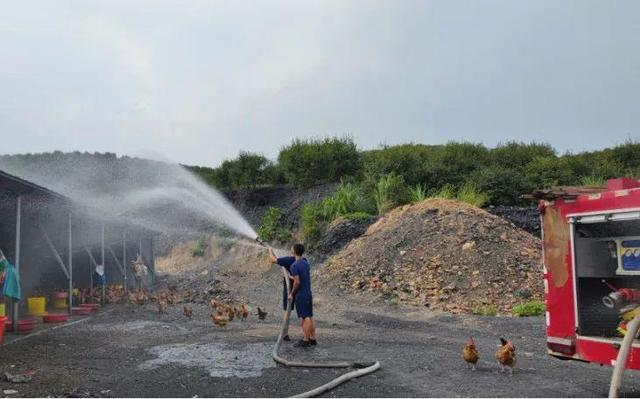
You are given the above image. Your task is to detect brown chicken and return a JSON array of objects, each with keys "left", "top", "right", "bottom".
[
  {"left": 211, "top": 314, "right": 229, "bottom": 327},
  {"left": 496, "top": 337, "right": 516, "bottom": 374},
  {"left": 183, "top": 306, "right": 193, "bottom": 318},
  {"left": 240, "top": 305, "right": 249, "bottom": 320},
  {"left": 462, "top": 337, "right": 479, "bottom": 370},
  {"left": 226, "top": 306, "right": 235, "bottom": 321},
  {"left": 157, "top": 299, "right": 168, "bottom": 314},
  {"left": 257, "top": 307, "right": 267, "bottom": 320}
]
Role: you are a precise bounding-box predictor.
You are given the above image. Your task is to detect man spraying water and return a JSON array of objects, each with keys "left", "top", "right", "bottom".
[{"left": 267, "top": 243, "right": 317, "bottom": 348}]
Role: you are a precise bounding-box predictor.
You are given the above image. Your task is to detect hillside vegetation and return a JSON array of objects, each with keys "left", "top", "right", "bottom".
[
  {"left": 189, "top": 138, "right": 640, "bottom": 205},
  {"left": 1, "top": 138, "right": 638, "bottom": 248},
  {"left": 187, "top": 137, "right": 640, "bottom": 246}
]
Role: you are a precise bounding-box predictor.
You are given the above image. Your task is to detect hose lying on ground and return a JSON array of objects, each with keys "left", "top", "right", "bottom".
[
  {"left": 272, "top": 267, "right": 381, "bottom": 398},
  {"left": 609, "top": 310, "right": 640, "bottom": 398}
]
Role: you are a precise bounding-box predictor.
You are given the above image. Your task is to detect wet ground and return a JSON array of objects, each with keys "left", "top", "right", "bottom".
[{"left": 0, "top": 264, "right": 639, "bottom": 397}]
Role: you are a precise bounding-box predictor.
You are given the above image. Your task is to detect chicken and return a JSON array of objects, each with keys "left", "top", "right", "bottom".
[
  {"left": 226, "top": 306, "right": 235, "bottom": 321},
  {"left": 168, "top": 292, "right": 178, "bottom": 305},
  {"left": 257, "top": 307, "right": 267, "bottom": 320},
  {"left": 157, "top": 299, "right": 168, "bottom": 314},
  {"left": 211, "top": 314, "right": 229, "bottom": 327},
  {"left": 495, "top": 337, "right": 516, "bottom": 374},
  {"left": 183, "top": 306, "right": 193, "bottom": 318},
  {"left": 240, "top": 305, "right": 249, "bottom": 320},
  {"left": 462, "top": 337, "right": 479, "bottom": 370}
]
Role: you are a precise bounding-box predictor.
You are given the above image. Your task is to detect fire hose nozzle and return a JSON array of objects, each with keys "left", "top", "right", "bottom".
[
  {"left": 603, "top": 291, "right": 625, "bottom": 308},
  {"left": 255, "top": 237, "right": 266, "bottom": 247},
  {"left": 602, "top": 287, "right": 640, "bottom": 309}
]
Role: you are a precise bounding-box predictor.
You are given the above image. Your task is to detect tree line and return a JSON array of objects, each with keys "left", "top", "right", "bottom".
[{"left": 188, "top": 137, "right": 640, "bottom": 206}]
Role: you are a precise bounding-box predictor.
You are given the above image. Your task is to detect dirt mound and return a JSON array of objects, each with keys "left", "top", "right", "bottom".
[{"left": 321, "top": 198, "right": 543, "bottom": 315}]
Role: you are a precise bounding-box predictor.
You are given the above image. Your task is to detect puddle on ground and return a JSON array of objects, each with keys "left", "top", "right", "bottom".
[{"left": 139, "top": 342, "right": 274, "bottom": 378}]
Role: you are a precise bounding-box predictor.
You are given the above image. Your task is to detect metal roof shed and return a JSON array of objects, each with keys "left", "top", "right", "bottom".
[{"left": 0, "top": 169, "right": 156, "bottom": 332}]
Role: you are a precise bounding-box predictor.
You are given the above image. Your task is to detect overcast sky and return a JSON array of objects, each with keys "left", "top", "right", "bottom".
[{"left": 1, "top": 0, "right": 638, "bottom": 166}]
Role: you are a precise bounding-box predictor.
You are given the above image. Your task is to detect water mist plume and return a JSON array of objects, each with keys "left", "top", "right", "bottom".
[{"left": 0, "top": 152, "right": 258, "bottom": 240}]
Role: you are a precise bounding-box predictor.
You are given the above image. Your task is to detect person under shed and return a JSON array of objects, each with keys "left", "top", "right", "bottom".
[
  {"left": 131, "top": 253, "right": 148, "bottom": 290},
  {"left": 0, "top": 248, "right": 21, "bottom": 304}
]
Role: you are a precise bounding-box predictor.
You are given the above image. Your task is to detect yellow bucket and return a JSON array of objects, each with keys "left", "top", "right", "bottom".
[
  {"left": 0, "top": 303, "right": 5, "bottom": 317},
  {"left": 53, "top": 298, "right": 67, "bottom": 309},
  {"left": 27, "top": 297, "right": 47, "bottom": 315}
]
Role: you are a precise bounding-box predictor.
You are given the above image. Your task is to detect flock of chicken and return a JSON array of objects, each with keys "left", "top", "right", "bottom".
[
  {"left": 462, "top": 337, "right": 516, "bottom": 373},
  {"left": 206, "top": 299, "right": 252, "bottom": 326},
  {"left": 122, "top": 287, "right": 267, "bottom": 328}
]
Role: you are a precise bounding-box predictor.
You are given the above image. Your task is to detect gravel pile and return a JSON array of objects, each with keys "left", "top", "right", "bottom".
[
  {"left": 321, "top": 199, "right": 543, "bottom": 314},
  {"left": 313, "top": 216, "right": 378, "bottom": 261},
  {"left": 487, "top": 205, "right": 540, "bottom": 236}
]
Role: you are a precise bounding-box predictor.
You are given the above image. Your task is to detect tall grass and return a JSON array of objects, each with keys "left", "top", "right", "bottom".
[
  {"left": 301, "top": 203, "right": 323, "bottom": 246},
  {"left": 321, "top": 182, "right": 368, "bottom": 219},
  {"left": 409, "top": 185, "right": 427, "bottom": 203},
  {"left": 580, "top": 175, "right": 606, "bottom": 187},
  {"left": 456, "top": 182, "right": 489, "bottom": 207},
  {"left": 430, "top": 183, "right": 488, "bottom": 208},
  {"left": 374, "top": 175, "right": 393, "bottom": 214},
  {"left": 434, "top": 184, "right": 456, "bottom": 199}
]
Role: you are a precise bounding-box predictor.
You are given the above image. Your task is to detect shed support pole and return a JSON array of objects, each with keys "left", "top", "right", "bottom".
[
  {"left": 68, "top": 213, "right": 73, "bottom": 316},
  {"left": 12, "top": 196, "right": 21, "bottom": 332},
  {"left": 122, "top": 231, "right": 127, "bottom": 295},
  {"left": 150, "top": 238, "right": 155, "bottom": 286},
  {"left": 101, "top": 224, "right": 105, "bottom": 306}
]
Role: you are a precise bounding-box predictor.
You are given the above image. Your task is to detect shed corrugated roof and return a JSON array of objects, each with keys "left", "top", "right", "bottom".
[{"left": 0, "top": 169, "right": 68, "bottom": 200}]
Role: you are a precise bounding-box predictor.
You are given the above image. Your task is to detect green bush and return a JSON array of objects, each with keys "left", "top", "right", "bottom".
[
  {"left": 512, "top": 301, "right": 545, "bottom": 317},
  {"left": 489, "top": 141, "right": 556, "bottom": 170},
  {"left": 409, "top": 185, "right": 427, "bottom": 204},
  {"left": 472, "top": 305, "right": 497, "bottom": 317},
  {"left": 467, "top": 166, "right": 526, "bottom": 205},
  {"left": 362, "top": 144, "right": 438, "bottom": 187},
  {"left": 278, "top": 136, "right": 362, "bottom": 187},
  {"left": 189, "top": 152, "right": 274, "bottom": 188},
  {"left": 191, "top": 236, "right": 208, "bottom": 257},
  {"left": 373, "top": 173, "right": 410, "bottom": 214},
  {"left": 257, "top": 207, "right": 291, "bottom": 243}
]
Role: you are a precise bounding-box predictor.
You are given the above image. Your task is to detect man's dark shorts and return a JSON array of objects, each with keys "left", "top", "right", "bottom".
[
  {"left": 282, "top": 281, "right": 295, "bottom": 311},
  {"left": 295, "top": 296, "right": 313, "bottom": 319}
]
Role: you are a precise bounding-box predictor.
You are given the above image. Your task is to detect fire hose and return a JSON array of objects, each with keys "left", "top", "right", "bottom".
[
  {"left": 609, "top": 309, "right": 640, "bottom": 398},
  {"left": 271, "top": 260, "right": 381, "bottom": 397}
]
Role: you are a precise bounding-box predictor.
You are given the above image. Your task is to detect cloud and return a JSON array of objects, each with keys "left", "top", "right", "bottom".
[{"left": 79, "top": 15, "right": 157, "bottom": 93}]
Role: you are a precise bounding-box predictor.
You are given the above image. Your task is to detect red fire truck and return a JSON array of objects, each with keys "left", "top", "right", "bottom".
[{"left": 537, "top": 177, "right": 640, "bottom": 368}]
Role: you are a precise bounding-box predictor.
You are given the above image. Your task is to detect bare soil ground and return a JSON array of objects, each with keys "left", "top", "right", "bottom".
[{"left": 0, "top": 255, "right": 639, "bottom": 398}]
